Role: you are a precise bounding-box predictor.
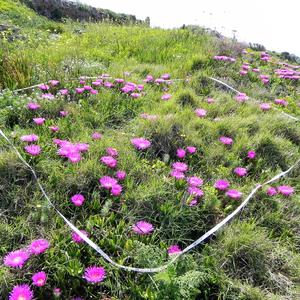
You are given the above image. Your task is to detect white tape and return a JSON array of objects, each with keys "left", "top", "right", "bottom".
[{"left": 0, "top": 127, "right": 299, "bottom": 273}]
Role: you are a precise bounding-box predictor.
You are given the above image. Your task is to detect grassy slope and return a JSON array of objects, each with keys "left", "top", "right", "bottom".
[{"left": 0, "top": 1, "right": 300, "bottom": 299}]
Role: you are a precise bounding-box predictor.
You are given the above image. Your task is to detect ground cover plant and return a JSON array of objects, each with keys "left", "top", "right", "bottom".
[{"left": 0, "top": 1, "right": 300, "bottom": 299}]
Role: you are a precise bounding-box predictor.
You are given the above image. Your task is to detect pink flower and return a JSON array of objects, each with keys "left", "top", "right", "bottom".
[
  {"left": 32, "top": 271, "right": 47, "bottom": 287},
  {"left": 116, "top": 170, "right": 126, "bottom": 180},
  {"left": 106, "top": 147, "right": 118, "bottom": 157},
  {"left": 234, "top": 167, "right": 247, "bottom": 177},
  {"left": 111, "top": 184, "right": 122, "bottom": 196},
  {"left": 274, "top": 99, "right": 288, "bottom": 106},
  {"left": 39, "top": 84, "right": 49, "bottom": 91},
  {"left": 75, "top": 143, "right": 89, "bottom": 152},
  {"left": 170, "top": 169, "right": 185, "bottom": 179},
  {"left": 41, "top": 93, "right": 54, "bottom": 100},
  {"left": 99, "top": 176, "right": 118, "bottom": 190},
  {"left": 29, "top": 239, "right": 50, "bottom": 255},
  {"left": 176, "top": 148, "right": 186, "bottom": 159},
  {"left": 132, "top": 221, "right": 154, "bottom": 235},
  {"left": 161, "top": 73, "right": 170, "bottom": 80},
  {"left": 71, "top": 194, "right": 85, "bottom": 206},
  {"left": 247, "top": 150, "right": 256, "bottom": 159},
  {"left": 9, "top": 284, "right": 33, "bottom": 300},
  {"left": 188, "top": 198, "right": 198, "bottom": 206},
  {"left": 76, "top": 87, "right": 85, "bottom": 94},
  {"left": 24, "top": 144, "right": 41, "bottom": 156},
  {"left": 33, "top": 117, "right": 45, "bottom": 125},
  {"left": 167, "top": 245, "right": 182, "bottom": 255},
  {"left": 195, "top": 108, "right": 207, "bottom": 117},
  {"left": 92, "top": 132, "right": 102, "bottom": 140},
  {"left": 49, "top": 126, "right": 59, "bottom": 132},
  {"left": 277, "top": 185, "right": 294, "bottom": 196},
  {"left": 49, "top": 80, "right": 59, "bottom": 86},
  {"left": 53, "top": 288, "right": 61, "bottom": 297},
  {"left": 267, "top": 187, "right": 277, "bottom": 196},
  {"left": 59, "top": 89, "right": 69, "bottom": 95},
  {"left": 207, "top": 97, "right": 215, "bottom": 104},
  {"left": 83, "top": 266, "right": 106, "bottom": 283},
  {"left": 186, "top": 146, "right": 197, "bottom": 154},
  {"left": 161, "top": 94, "right": 171, "bottom": 100},
  {"left": 187, "top": 186, "right": 204, "bottom": 197},
  {"left": 100, "top": 156, "right": 117, "bottom": 168},
  {"left": 131, "top": 138, "right": 151, "bottom": 150},
  {"left": 260, "top": 103, "right": 271, "bottom": 111},
  {"left": 4, "top": 249, "right": 30, "bottom": 268},
  {"left": 72, "top": 230, "right": 89, "bottom": 243},
  {"left": 219, "top": 136, "right": 233, "bottom": 145},
  {"left": 214, "top": 179, "right": 230, "bottom": 190},
  {"left": 27, "top": 102, "right": 40, "bottom": 110},
  {"left": 84, "top": 85, "right": 92, "bottom": 91},
  {"left": 20, "top": 134, "right": 39, "bottom": 143},
  {"left": 60, "top": 111, "right": 69, "bottom": 117},
  {"left": 172, "top": 162, "right": 188, "bottom": 172},
  {"left": 130, "top": 93, "right": 141, "bottom": 98},
  {"left": 235, "top": 93, "right": 249, "bottom": 102},
  {"left": 226, "top": 189, "right": 242, "bottom": 199},
  {"left": 187, "top": 176, "right": 203, "bottom": 187}
]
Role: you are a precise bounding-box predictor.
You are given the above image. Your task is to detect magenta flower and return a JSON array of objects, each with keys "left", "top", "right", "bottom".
[
  {"left": 99, "top": 176, "right": 118, "bottom": 190},
  {"left": 33, "top": 117, "right": 45, "bottom": 125},
  {"left": 214, "top": 179, "right": 230, "bottom": 190},
  {"left": 187, "top": 176, "right": 203, "bottom": 187},
  {"left": 161, "top": 94, "right": 171, "bottom": 100},
  {"left": 186, "top": 146, "right": 197, "bottom": 154},
  {"left": 41, "top": 93, "right": 55, "bottom": 100},
  {"left": 235, "top": 93, "right": 249, "bottom": 102},
  {"left": 76, "top": 87, "right": 85, "bottom": 94},
  {"left": 266, "top": 187, "right": 277, "bottom": 196},
  {"left": 219, "top": 136, "right": 233, "bottom": 145},
  {"left": 9, "top": 284, "right": 33, "bottom": 300},
  {"left": 49, "top": 80, "right": 59, "bottom": 86},
  {"left": 72, "top": 230, "right": 89, "bottom": 244},
  {"left": 90, "top": 89, "right": 98, "bottom": 95},
  {"left": 130, "top": 93, "right": 141, "bottom": 98},
  {"left": 260, "top": 103, "right": 271, "bottom": 111},
  {"left": 188, "top": 198, "right": 198, "bottom": 206},
  {"left": 234, "top": 167, "right": 247, "bottom": 177},
  {"left": 27, "top": 102, "right": 40, "bottom": 110},
  {"left": 274, "top": 99, "right": 288, "bottom": 106},
  {"left": 92, "top": 132, "right": 102, "bottom": 140},
  {"left": 39, "top": 84, "right": 49, "bottom": 91},
  {"left": 131, "top": 138, "right": 151, "bottom": 150},
  {"left": 207, "top": 97, "right": 215, "bottom": 104},
  {"left": 247, "top": 150, "right": 256, "bottom": 159},
  {"left": 195, "top": 108, "right": 207, "bottom": 117},
  {"left": 71, "top": 194, "right": 85, "bottom": 206},
  {"left": 161, "top": 73, "right": 170, "bottom": 80},
  {"left": 49, "top": 126, "right": 59, "bottom": 132},
  {"left": 20, "top": 134, "right": 39, "bottom": 143},
  {"left": 106, "top": 147, "right": 118, "bottom": 157},
  {"left": 53, "top": 288, "right": 61, "bottom": 297},
  {"left": 4, "top": 249, "right": 30, "bottom": 268},
  {"left": 83, "top": 266, "right": 106, "bottom": 283},
  {"left": 24, "top": 144, "right": 41, "bottom": 156},
  {"left": 60, "top": 111, "right": 69, "bottom": 117},
  {"left": 187, "top": 186, "right": 204, "bottom": 198},
  {"left": 116, "top": 170, "right": 126, "bottom": 180},
  {"left": 172, "top": 162, "right": 188, "bottom": 172},
  {"left": 277, "top": 185, "right": 294, "bottom": 196},
  {"left": 111, "top": 184, "right": 122, "bottom": 196},
  {"left": 100, "top": 156, "right": 117, "bottom": 168},
  {"left": 29, "top": 239, "right": 50, "bottom": 255},
  {"left": 32, "top": 271, "right": 47, "bottom": 287},
  {"left": 170, "top": 169, "right": 185, "bottom": 179},
  {"left": 59, "top": 89, "right": 69, "bottom": 95},
  {"left": 132, "top": 221, "right": 154, "bottom": 235},
  {"left": 226, "top": 189, "right": 242, "bottom": 199},
  {"left": 75, "top": 143, "right": 89, "bottom": 152},
  {"left": 84, "top": 85, "right": 92, "bottom": 91},
  {"left": 167, "top": 245, "right": 182, "bottom": 255},
  {"left": 176, "top": 148, "right": 186, "bottom": 159}
]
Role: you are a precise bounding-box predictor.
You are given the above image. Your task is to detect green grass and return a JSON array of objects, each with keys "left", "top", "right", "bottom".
[{"left": 0, "top": 1, "right": 300, "bottom": 299}]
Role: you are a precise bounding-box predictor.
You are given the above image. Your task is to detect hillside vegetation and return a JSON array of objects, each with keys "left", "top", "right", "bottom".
[{"left": 0, "top": 1, "right": 300, "bottom": 299}]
